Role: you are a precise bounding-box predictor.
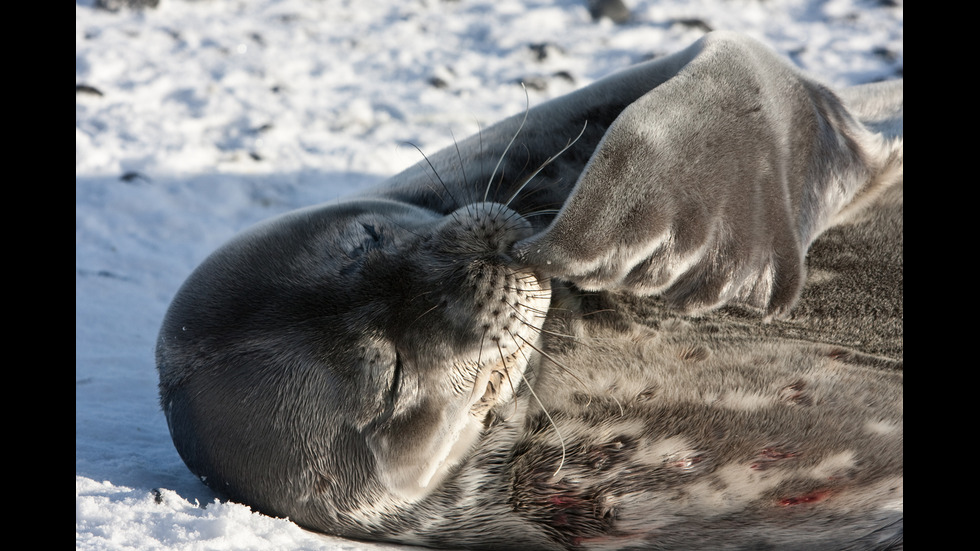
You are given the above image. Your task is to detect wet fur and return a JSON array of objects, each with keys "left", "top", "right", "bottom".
[{"left": 157, "top": 32, "right": 902, "bottom": 549}]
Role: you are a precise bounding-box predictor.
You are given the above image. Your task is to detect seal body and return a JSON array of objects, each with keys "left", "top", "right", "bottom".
[{"left": 158, "top": 32, "right": 902, "bottom": 549}]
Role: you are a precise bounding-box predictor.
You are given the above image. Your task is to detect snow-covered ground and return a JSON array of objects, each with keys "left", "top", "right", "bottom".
[{"left": 75, "top": 1, "right": 902, "bottom": 549}]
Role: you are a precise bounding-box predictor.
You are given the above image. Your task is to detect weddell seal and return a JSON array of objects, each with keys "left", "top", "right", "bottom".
[{"left": 157, "top": 32, "right": 902, "bottom": 550}]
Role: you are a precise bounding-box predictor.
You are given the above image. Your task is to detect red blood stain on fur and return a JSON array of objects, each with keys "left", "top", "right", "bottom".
[
  {"left": 751, "top": 447, "right": 800, "bottom": 470},
  {"left": 550, "top": 495, "right": 582, "bottom": 508},
  {"left": 778, "top": 489, "right": 831, "bottom": 506},
  {"left": 778, "top": 381, "right": 813, "bottom": 406},
  {"left": 667, "top": 454, "right": 703, "bottom": 470}
]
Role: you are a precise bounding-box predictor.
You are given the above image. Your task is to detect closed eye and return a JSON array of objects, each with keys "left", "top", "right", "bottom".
[{"left": 387, "top": 352, "right": 402, "bottom": 406}]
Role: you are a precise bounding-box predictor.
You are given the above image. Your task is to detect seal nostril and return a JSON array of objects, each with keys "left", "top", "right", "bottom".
[{"left": 507, "top": 240, "right": 534, "bottom": 268}]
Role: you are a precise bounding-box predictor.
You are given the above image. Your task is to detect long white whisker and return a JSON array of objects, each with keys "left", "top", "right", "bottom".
[
  {"left": 514, "top": 332, "right": 594, "bottom": 409},
  {"left": 508, "top": 330, "right": 566, "bottom": 479},
  {"left": 484, "top": 84, "right": 531, "bottom": 203},
  {"left": 405, "top": 141, "right": 461, "bottom": 210},
  {"left": 504, "top": 120, "right": 588, "bottom": 209},
  {"left": 450, "top": 129, "right": 479, "bottom": 216}
]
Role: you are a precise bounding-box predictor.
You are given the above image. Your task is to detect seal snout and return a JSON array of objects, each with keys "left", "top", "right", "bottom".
[
  {"left": 419, "top": 201, "right": 552, "bottom": 364},
  {"left": 437, "top": 202, "right": 535, "bottom": 257}
]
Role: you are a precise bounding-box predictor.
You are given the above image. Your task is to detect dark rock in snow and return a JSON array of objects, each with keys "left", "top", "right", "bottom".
[
  {"left": 587, "top": 0, "right": 630, "bottom": 24},
  {"left": 96, "top": 0, "right": 160, "bottom": 11},
  {"left": 672, "top": 18, "right": 713, "bottom": 33},
  {"left": 76, "top": 83, "right": 104, "bottom": 97}
]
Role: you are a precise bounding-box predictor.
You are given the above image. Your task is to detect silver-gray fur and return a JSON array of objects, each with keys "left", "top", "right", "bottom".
[{"left": 157, "top": 32, "right": 902, "bottom": 550}]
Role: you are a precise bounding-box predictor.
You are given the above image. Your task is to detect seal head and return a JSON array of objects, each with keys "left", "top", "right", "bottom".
[{"left": 157, "top": 199, "right": 550, "bottom": 524}]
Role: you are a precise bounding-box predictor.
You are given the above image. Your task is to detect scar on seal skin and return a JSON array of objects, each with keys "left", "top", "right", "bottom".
[{"left": 158, "top": 32, "right": 902, "bottom": 550}]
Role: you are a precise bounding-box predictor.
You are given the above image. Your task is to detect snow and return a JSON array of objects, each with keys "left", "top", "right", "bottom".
[{"left": 75, "top": 0, "right": 902, "bottom": 549}]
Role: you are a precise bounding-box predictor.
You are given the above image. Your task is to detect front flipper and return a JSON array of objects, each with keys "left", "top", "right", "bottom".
[{"left": 513, "top": 32, "right": 903, "bottom": 317}]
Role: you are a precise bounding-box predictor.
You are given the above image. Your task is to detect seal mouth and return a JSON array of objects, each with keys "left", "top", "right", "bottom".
[
  {"left": 474, "top": 369, "right": 506, "bottom": 412},
  {"left": 468, "top": 343, "right": 531, "bottom": 416}
]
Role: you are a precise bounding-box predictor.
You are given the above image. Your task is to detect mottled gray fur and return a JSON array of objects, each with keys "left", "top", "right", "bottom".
[{"left": 157, "top": 32, "right": 902, "bottom": 550}]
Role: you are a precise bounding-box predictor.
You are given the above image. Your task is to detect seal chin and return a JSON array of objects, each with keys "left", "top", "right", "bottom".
[
  {"left": 379, "top": 342, "right": 539, "bottom": 500},
  {"left": 390, "top": 273, "right": 549, "bottom": 498}
]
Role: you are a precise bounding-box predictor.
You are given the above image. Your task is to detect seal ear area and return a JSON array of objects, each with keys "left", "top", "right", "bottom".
[
  {"left": 154, "top": 205, "right": 415, "bottom": 367},
  {"left": 185, "top": 200, "right": 445, "bottom": 315}
]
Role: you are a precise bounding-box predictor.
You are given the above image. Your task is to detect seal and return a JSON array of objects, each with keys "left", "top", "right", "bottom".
[{"left": 157, "top": 32, "right": 902, "bottom": 549}]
